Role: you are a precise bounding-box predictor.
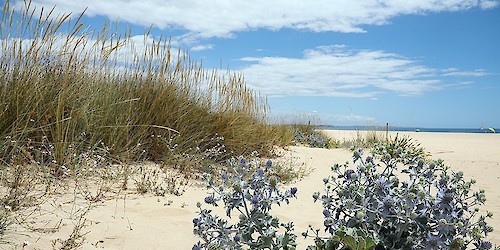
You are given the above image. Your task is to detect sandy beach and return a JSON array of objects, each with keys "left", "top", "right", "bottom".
[
  {"left": 2, "top": 0, "right": 499, "bottom": 249},
  {"left": 4, "top": 130, "right": 499, "bottom": 249}
]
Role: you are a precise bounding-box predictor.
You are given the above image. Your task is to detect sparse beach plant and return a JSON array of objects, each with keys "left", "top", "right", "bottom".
[
  {"left": 192, "top": 157, "right": 298, "bottom": 249},
  {"left": 51, "top": 209, "right": 89, "bottom": 250},
  {"left": 0, "top": 206, "right": 10, "bottom": 242},
  {"left": 266, "top": 161, "right": 310, "bottom": 184},
  {"left": 133, "top": 164, "right": 189, "bottom": 196},
  {"left": 341, "top": 128, "right": 385, "bottom": 149},
  {"left": 293, "top": 125, "right": 332, "bottom": 148},
  {"left": 305, "top": 136, "right": 495, "bottom": 249}
]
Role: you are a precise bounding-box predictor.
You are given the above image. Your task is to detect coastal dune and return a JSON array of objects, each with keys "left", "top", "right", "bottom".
[{"left": 5, "top": 131, "right": 500, "bottom": 249}]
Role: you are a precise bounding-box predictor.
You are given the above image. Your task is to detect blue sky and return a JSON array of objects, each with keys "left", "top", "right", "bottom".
[{"left": 12, "top": 0, "right": 500, "bottom": 128}]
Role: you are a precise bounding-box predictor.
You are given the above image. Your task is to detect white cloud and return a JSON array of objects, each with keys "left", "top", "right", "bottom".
[
  {"left": 240, "top": 45, "right": 486, "bottom": 97},
  {"left": 326, "top": 113, "right": 376, "bottom": 123},
  {"left": 190, "top": 44, "right": 214, "bottom": 51},
  {"left": 1, "top": 32, "right": 181, "bottom": 77},
  {"left": 480, "top": 0, "right": 500, "bottom": 8},
  {"left": 267, "top": 109, "right": 375, "bottom": 125},
  {"left": 441, "top": 68, "right": 489, "bottom": 77},
  {"left": 12, "top": 0, "right": 499, "bottom": 38}
]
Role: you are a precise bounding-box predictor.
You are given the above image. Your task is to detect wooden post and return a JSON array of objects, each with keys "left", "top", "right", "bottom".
[{"left": 386, "top": 123, "right": 389, "bottom": 141}]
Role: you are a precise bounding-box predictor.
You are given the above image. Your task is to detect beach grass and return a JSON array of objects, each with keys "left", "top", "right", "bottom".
[
  {"left": 0, "top": 1, "right": 298, "bottom": 243},
  {"left": 0, "top": 0, "right": 292, "bottom": 177}
]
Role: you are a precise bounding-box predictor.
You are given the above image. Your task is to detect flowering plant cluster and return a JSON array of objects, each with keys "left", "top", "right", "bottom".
[
  {"left": 193, "top": 136, "right": 496, "bottom": 250},
  {"left": 293, "top": 128, "right": 332, "bottom": 148},
  {"left": 193, "top": 157, "right": 298, "bottom": 250},
  {"left": 306, "top": 136, "right": 494, "bottom": 250}
]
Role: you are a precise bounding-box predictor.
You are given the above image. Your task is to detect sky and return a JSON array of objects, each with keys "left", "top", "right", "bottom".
[{"left": 10, "top": 0, "right": 500, "bottom": 129}]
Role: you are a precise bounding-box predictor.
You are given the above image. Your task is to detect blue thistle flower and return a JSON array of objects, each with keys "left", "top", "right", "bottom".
[
  {"left": 426, "top": 233, "right": 443, "bottom": 250},
  {"left": 265, "top": 159, "right": 272, "bottom": 170},
  {"left": 344, "top": 169, "right": 355, "bottom": 180},
  {"left": 378, "top": 195, "right": 397, "bottom": 216},
  {"left": 438, "top": 177, "right": 449, "bottom": 188},
  {"left": 233, "top": 235, "right": 241, "bottom": 242},
  {"left": 251, "top": 195, "right": 260, "bottom": 205},
  {"left": 192, "top": 241, "right": 203, "bottom": 250},
  {"left": 204, "top": 195, "right": 217, "bottom": 206},
  {"left": 322, "top": 209, "right": 330, "bottom": 217},
  {"left": 481, "top": 241, "right": 492, "bottom": 250},
  {"left": 373, "top": 177, "right": 391, "bottom": 195},
  {"left": 256, "top": 168, "right": 264, "bottom": 176},
  {"left": 238, "top": 157, "right": 247, "bottom": 167},
  {"left": 192, "top": 218, "right": 200, "bottom": 226},
  {"left": 436, "top": 189, "right": 455, "bottom": 211}
]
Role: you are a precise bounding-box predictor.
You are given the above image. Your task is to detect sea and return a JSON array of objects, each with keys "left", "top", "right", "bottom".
[{"left": 318, "top": 126, "right": 497, "bottom": 134}]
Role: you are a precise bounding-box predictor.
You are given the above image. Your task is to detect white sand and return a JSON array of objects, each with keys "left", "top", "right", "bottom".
[{"left": 5, "top": 130, "right": 499, "bottom": 249}]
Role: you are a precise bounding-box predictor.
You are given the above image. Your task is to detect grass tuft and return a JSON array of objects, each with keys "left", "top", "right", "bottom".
[{"left": 0, "top": 0, "right": 290, "bottom": 174}]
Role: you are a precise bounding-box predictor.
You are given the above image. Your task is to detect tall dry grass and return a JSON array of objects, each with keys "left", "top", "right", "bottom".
[{"left": 0, "top": 0, "right": 291, "bottom": 175}]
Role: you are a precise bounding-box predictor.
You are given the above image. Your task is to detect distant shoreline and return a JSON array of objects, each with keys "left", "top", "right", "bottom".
[{"left": 317, "top": 125, "right": 497, "bottom": 134}]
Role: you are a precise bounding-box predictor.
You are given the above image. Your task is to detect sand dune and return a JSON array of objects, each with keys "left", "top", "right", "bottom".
[{"left": 5, "top": 131, "right": 499, "bottom": 249}]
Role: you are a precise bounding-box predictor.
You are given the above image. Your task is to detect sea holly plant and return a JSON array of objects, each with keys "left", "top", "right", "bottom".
[
  {"left": 193, "top": 157, "right": 298, "bottom": 250},
  {"left": 293, "top": 128, "right": 332, "bottom": 148},
  {"left": 305, "top": 136, "right": 495, "bottom": 250}
]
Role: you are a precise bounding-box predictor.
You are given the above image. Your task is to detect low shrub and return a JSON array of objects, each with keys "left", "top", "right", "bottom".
[
  {"left": 306, "top": 136, "right": 494, "bottom": 249},
  {"left": 193, "top": 157, "right": 298, "bottom": 249},
  {"left": 194, "top": 136, "right": 496, "bottom": 250},
  {"left": 293, "top": 125, "right": 332, "bottom": 148}
]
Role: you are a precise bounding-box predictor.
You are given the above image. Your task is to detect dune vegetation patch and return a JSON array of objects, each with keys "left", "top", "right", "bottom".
[{"left": 0, "top": 0, "right": 297, "bottom": 245}]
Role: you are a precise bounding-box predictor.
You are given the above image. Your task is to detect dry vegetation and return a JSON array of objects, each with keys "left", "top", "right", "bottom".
[
  {"left": 0, "top": 0, "right": 297, "bottom": 247},
  {"left": 0, "top": 0, "right": 292, "bottom": 172}
]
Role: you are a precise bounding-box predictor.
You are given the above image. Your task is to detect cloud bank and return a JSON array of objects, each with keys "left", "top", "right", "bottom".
[
  {"left": 9, "top": 1, "right": 493, "bottom": 100},
  {"left": 240, "top": 45, "right": 485, "bottom": 98},
  {"left": 13, "top": 0, "right": 499, "bottom": 38}
]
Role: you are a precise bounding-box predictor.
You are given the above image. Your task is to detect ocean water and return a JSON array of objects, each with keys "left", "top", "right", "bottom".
[{"left": 319, "top": 126, "right": 497, "bottom": 134}]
